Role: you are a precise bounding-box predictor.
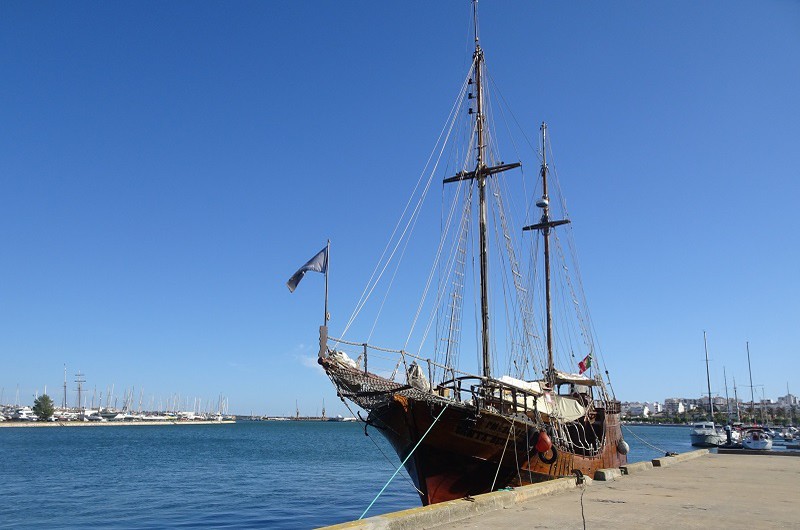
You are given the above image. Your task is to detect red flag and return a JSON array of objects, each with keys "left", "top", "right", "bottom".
[{"left": 578, "top": 354, "right": 592, "bottom": 374}]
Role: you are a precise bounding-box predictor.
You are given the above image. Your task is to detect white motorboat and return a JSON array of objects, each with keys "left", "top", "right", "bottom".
[
  {"left": 11, "top": 407, "right": 38, "bottom": 421},
  {"left": 690, "top": 422, "right": 725, "bottom": 447}
]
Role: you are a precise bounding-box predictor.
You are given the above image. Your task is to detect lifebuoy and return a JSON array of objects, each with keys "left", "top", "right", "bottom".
[{"left": 538, "top": 445, "right": 558, "bottom": 464}]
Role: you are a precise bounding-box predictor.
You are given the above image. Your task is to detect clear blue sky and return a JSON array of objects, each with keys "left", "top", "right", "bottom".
[{"left": 2, "top": 1, "right": 799, "bottom": 415}]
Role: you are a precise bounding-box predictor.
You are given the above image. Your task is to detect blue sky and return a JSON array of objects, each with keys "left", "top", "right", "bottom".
[{"left": 2, "top": 1, "right": 799, "bottom": 415}]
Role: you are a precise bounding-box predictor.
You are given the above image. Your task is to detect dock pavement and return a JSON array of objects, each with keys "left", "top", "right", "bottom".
[{"left": 328, "top": 450, "right": 800, "bottom": 529}]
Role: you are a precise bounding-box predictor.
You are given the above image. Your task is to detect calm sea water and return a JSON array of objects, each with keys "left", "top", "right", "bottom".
[{"left": 0, "top": 422, "right": 696, "bottom": 528}]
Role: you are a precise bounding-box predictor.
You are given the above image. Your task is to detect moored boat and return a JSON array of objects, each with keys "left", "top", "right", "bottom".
[
  {"left": 690, "top": 332, "right": 724, "bottom": 447},
  {"left": 690, "top": 422, "right": 725, "bottom": 447},
  {"left": 741, "top": 427, "right": 773, "bottom": 450}
]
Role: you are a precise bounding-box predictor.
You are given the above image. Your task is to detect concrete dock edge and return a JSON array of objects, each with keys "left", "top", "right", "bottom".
[
  {"left": 620, "top": 460, "right": 653, "bottom": 475},
  {"left": 323, "top": 477, "right": 579, "bottom": 530},
  {"left": 323, "top": 449, "right": 712, "bottom": 529},
  {"left": 652, "top": 448, "right": 708, "bottom": 467},
  {"left": 593, "top": 468, "right": 622, "bottom": 481}
]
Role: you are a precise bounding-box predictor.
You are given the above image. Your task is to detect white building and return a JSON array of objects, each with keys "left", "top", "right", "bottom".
[
  {"left": 622, "top": 402, "right": 650, "bottom": 418},
  {"left": 664, "top": 398, "right": 685, "bottom": 415}
]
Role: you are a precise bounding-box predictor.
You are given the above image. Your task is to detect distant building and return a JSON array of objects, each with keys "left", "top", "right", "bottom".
[
  {"left": 696, "top": 396, "right": 727, "bottom": 413},
  {"left": 664, "top": 398, "right": 685, "bottom": 415},
  {"left": 622, "top": 402, "right": 650, "bottom": 418},
  {"left": 778, "top": 394, "right": 798, "bottom": 406},
  {"left": 684, "top": 398, "right": 701, "bottom": 409},
  {"left": 650, "top": 401, "right": 663, "bottom": 414}
]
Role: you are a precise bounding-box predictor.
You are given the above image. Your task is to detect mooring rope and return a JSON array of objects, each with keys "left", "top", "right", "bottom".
[
  {"left": 622, "top": 424, "right": 669, "bottom": 455},
  {"left": 340, "top": 395, "right": 424, "bottom": 495},
  {"left": 576, "top": 472, "right": 587, "bottom": 530},
  {"left": 364, "top": 426, "right": 425, "bottom": 496},
  {"left": 490, "top": 422, "right": 515, "bottom": 493},
  {"left": 359, "top": 404, "right": 450, "bottom": 520}
]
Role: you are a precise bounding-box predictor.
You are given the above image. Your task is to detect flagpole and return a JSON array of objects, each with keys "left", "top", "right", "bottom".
[{"left": 323, "top": 239, "right": 330, "bottom": 327}]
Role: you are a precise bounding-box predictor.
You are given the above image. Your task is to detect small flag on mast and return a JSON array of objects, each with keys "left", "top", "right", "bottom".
[
  {"left": 287, "top": 246, "right": 328, "bottom": 293},
  {"left": 578, "top": 354, "right": 592, "bottom": 374}
]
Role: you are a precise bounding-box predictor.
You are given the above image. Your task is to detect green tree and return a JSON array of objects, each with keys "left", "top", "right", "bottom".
[{"left": 32, "top": 394, "right": 55, "bottom": 421}]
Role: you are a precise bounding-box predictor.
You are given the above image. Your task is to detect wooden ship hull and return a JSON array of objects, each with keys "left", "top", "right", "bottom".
[{"left": 321, "top": 356, "right": 628, "bottom": 505}]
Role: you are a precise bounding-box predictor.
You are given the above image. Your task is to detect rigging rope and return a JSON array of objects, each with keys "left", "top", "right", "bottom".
[
  {"left": 358, "top": 404, "right": 450, "bottom": 520},
  {"left": 407, "top": 161, "right": 471, "bottom": 352},
  {"left": 339, "top": 67, "right": 473, "bottom": 344}
]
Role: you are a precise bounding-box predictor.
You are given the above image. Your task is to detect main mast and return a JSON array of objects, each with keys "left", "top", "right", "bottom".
[
  {"left": 474, "top": 16, "right": 491, "bottom": 379},
  {"left": 443, "top": 2, "right": 519, "bottom": 378}
]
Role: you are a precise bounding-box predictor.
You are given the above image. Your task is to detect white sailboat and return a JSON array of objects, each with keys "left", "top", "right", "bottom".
[
  {"left": 690, "top": 332, "right": 724, "bottom": 447},
  {"left": 742, "top": 427, "right": 773, "bottom": 450}
]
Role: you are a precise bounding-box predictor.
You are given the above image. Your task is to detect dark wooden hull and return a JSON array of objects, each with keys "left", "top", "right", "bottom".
[{"left": 369, "top": 395, "right": 627, "bottom": 505}]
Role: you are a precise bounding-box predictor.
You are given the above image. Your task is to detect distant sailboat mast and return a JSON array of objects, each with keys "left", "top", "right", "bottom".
[
  {"left": 62, "top": 364, "right": 68, "bottom": 409},
  {"left": 703, "top": 331, "right": 714, "bottom": 420},
  {"left": 723, "top": 366, "right": 731, "bottom": 421},
  {"left": 746, "top": 341, "right": 755, "bottom": 420}
]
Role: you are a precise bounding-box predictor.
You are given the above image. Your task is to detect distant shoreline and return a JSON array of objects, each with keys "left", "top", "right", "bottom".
[
  {"left": 622, "top": 422, "right": 689, "bottom": 427},
  {"left": 0, "top": 420, "right": 236, "bottom": 428}
]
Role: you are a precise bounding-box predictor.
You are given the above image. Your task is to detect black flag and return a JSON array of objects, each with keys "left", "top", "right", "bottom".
[{"left": 286, "top": 246, "right": 328, "bottom": 293}]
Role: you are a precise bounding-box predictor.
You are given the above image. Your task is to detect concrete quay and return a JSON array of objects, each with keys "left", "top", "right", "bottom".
[{"left": 327, "top": 450, "right": 800, "bottom": 529}]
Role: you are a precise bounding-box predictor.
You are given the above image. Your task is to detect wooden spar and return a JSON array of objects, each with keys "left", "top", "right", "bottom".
[
  {"left": 324, "top": 239, "right": 330, "bottom": 327},
  {"left": 541, "top": 124, "right": 554, "bottom": 381},
  {"left": 442, "top": 7, "right": 519, "bottom": 380},
  {"left": 475, "top": 40, "right": 490, "bottom": 379},
  {"left": 522, "top": 123, "right": 570, "bottom": 384}
]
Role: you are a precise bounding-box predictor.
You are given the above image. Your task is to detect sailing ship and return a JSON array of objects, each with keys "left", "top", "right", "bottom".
[{"left": 310, "top": 4, "right": 628, "bottom": 506}]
